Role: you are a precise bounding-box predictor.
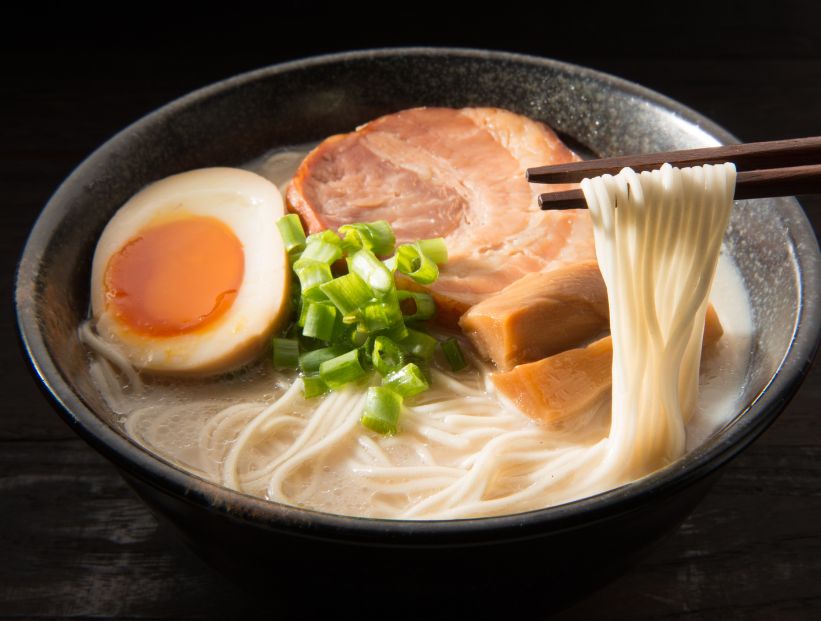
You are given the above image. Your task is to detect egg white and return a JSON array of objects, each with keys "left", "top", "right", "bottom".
[{"left": 90, "top": 167, "right": 290, "bottom": 376}]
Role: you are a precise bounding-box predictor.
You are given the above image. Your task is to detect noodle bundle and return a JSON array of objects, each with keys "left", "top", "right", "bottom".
[{"left": 581, "top": 163, "right": 736, "bottom": 482}]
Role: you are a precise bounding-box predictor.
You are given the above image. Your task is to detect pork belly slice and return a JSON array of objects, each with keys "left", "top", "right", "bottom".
[
  {"left": 460, "top": 261, "right": 725, "bottom": 372},
  {"left": 493, "top": 335, "right": 613, "bottom": 426},
  {"left": 286, "top": 107, "right": 595, "bottom": 325},
  {"left": 492, "top": 306, "right": 724, "bottom": 425},
  {"left": 459, "top": 261, "right": 609, "bottom": 371}
]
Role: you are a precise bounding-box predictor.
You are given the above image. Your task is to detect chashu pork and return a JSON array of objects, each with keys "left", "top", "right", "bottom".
[
  {"left": 459, "top": 261, "right": 609, "bottom": 371},
  {"left": 286, "top": 107, "right": 596, "bottom": 326},
  {"left": 460, "top": 260, "right": 725, "bottom": 372},
  {"left": 491, "top": 306, "right": 724, "bottom": 425}
]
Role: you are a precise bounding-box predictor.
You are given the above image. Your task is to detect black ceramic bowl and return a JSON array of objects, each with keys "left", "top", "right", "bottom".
[{"left": 15, "top": 49, "right": 821, "bottom": 618}]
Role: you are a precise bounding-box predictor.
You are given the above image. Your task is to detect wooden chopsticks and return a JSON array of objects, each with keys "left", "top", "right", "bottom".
[{"left": 528, "top": 136, "right": 821, "bottom": 210}]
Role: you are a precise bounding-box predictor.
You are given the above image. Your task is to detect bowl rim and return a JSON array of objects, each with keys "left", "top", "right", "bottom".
[{"left": 15, "top": 46, "right": 821, "bottom": 543}]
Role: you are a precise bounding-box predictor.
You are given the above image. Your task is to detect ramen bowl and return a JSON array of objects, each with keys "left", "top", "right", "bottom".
[{"left": 15, "top": 49, "right": 820, "bottom": 617}]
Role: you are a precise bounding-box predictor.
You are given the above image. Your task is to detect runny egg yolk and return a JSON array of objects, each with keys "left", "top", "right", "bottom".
[{"left": 103, "top": 216, "right": 244, "bottom": 336}]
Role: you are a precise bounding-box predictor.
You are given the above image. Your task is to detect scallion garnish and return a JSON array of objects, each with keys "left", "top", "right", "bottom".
[
  {"left": 295, "top": 261, "right": 332, "bottom": 299},
  {"left": 295, "top": 237, "right": 343, "bottom": 267},
  {"left": 339, "top": 221, "right": 395, "bottom": 256},
  {"left": 395, "top": 242, "right": 439, "bottom": 285},
  {"left": 319, "top": 348, "right": 368, "bottom": 389},
  {"left": 307, "top": 229, "right": 344, "bottom": 246},
  {"left": 386, "top": 321, "right": 409, "bottom": 343},
  {"left": 397, "top": 290, "right": 436, "bottom": 322},
  {"left": 350, "top": 248, "right": 393, "bottom": 294},
  {"left": 441, "top": 337, "right": 468, "bottom": 372},
  {"left": 302, "top": 374, "right": 330, "bottom": 399},
  {"left": 384, "top": 362, "right": 429, "bottom": 397},
  {"left": 276, "top": 214, "right": 307, "bottom": 255},
  {"left": 299, "top": 346, "right": 346, "bottom": 374},
  {"left": 398, "top": 329, "right": 438, "bottom": 361},
  {"left": 361, "top": 386, "right": 403, "bottom": 435},
  {"left": 272, "top": 337, "right": 300, "bottom": 370},
  {"left": 418, "top": 237, "right": 448, "bottom": 265},
  {"left": 371, "top": 336, "right": 405, "bottom": 376},
  {"left": 275, "top": 217, "right": 462, "bottom": 434},
  {"left": 320, "top": 272, "right": 373, "bottom": 316},
  {"left": 302, "top": 302, "right": 337, "bottom": 341},
  {"left": 345, "top": 325, "right": 369, "bottom": 348},
  {"left": 359, "top": 302, "right": 392, "bottom": 333}
]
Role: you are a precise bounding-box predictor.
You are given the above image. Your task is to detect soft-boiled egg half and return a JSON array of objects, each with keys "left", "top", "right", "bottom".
[{"left": 90, "top": 167, "right": 290, "bottom": 376}]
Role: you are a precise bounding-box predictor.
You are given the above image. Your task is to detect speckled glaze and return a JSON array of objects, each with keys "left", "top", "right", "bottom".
[{"left": 15, "top": 49, "right": 820, "bottom": 617}]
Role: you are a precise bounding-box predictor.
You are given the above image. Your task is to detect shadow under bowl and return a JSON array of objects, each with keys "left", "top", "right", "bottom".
[{"left": 15, "top": 49, "right": 821, "bottom": 618}]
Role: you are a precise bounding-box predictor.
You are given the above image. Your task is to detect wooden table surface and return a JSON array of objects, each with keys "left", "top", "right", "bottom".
[{"left": 2, "top": 13, "right": 819, "bottom": 620}]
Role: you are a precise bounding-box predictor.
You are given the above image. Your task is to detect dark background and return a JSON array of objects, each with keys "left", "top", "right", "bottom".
[{"left": 2, "top": 3, "right": 819, "bottom": 619}]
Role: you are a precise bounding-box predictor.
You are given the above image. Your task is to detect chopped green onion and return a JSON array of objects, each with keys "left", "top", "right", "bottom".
[
  {"left": 320, "top": 272, "right": 373, "bottom": 316},
  {"left": 273, "top": 337, "right": 299, "bottom": 370},
  {"left": 302, "top": 302, "right": 337, "bottom": 341},
  {"left": 384, "top": 362, "right": 429, "bottom": 397},
  {"left": 395, "top": 242, "right": 439, "bottom": 285},
  {"left": 350, "top": 327, "right": 369, "bottom": 347},
  {"left": 274, "top": 218, "right": 457, "bottom": 428},
  {"left": 371, "top": 336, "right": 405, "bottom": 376},
  {"left": 359, "top": 302, "right": 393, "bottom": 333},
  {"left": 339, "top": 221, "right": 395, "bottom": 256},
  {"left": 295, "top": 261, "right": 332, "bottom": 299},
  {"left": 299, "top": 346, "right": 346, "bottom": 374},
  {"left": 289, "top": 280, "right": 302, "bottom": 310},
  {"left": 441, "top": 337, "right": 468, "bottom": 371},
  {"left": 297, "top": 300, "right": 309, "bottom": 327},
  {"left": 334, "top": 321, "right": 369, "bottom": 348},
  {"left": 386, "top": 321, "right": 409, "bottom": 342},
  {"left": 397, "top": 290, "right": 436, "bottom": 322},
  {"left": 350, "top": 249, "right": 393, "bottom": 294},
  {"left": 302, "top": 374, "right": 330, "bottom": 398},
  {"left": 398, "top": 328, "right": 438, "bottom": 361},
  {"left": 302, "top": 287, "right": 329, "bottom": 304},
  {"left": 418, "top": 238, "right": 448, "bottom": 265},
  {"left": 380, "top": 288, "right": 404, "bottom": 326},
  {"left": 295, "top": 239, "right": 343, "bottom": 267},
  {"left": 329, "top": 309, "right": 348, "bottom": 341},
  {"left": 307, "top": 229, "right": 342, "bottom": 246},
  {"left": 319, "top": 348, "right": 367, "bottom": 389},
  {"left": 361, "top": 386, "right": 403, "bottom": 435},
  {"left": 276, "top": 214, "right": 306, "bottom": 254}
]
